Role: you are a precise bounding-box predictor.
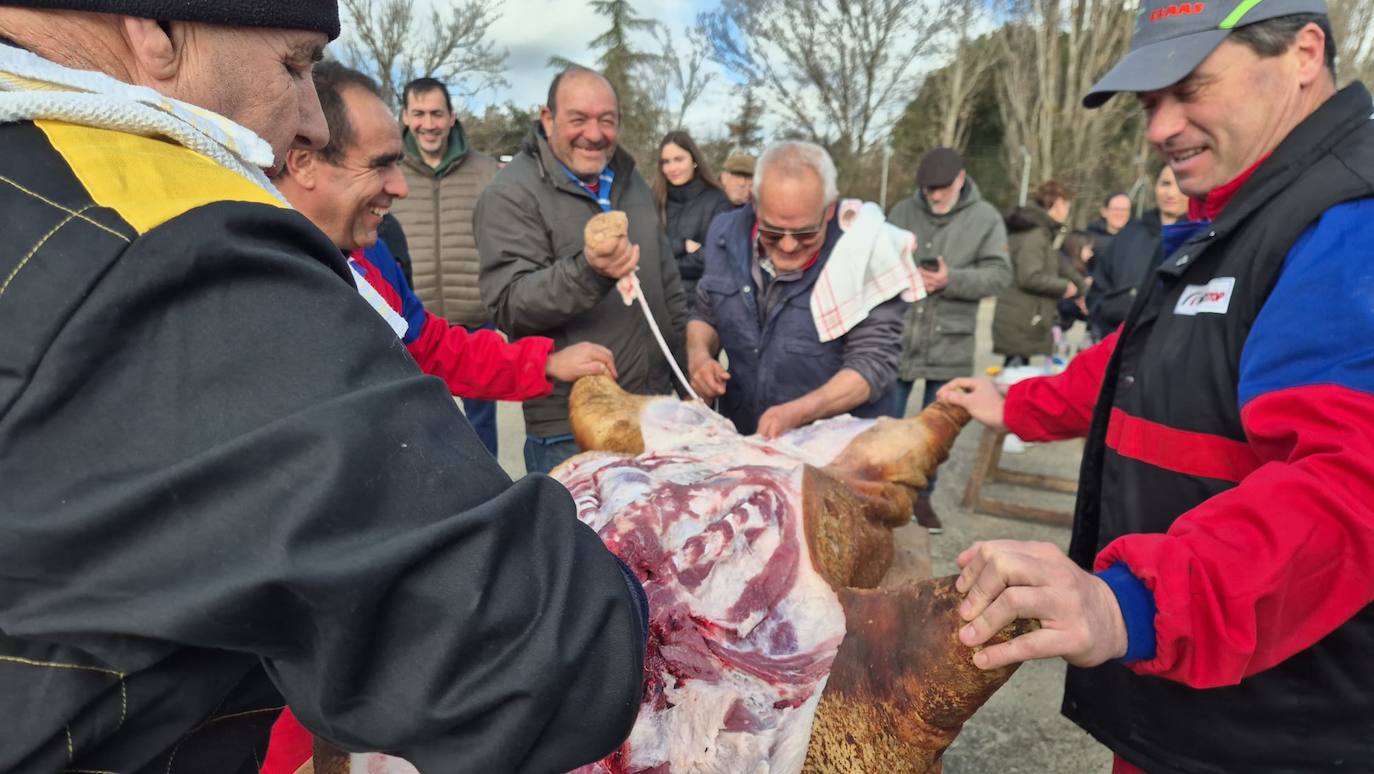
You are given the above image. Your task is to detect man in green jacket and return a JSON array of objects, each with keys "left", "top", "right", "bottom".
[
  {"left": 887, "top": 147, "right": 1011, "bottom": 531},
  {"left": 475, "top": 66, "right": 688, "bottom": 474},
  {"left": 394, "top": 76, "right": 504, "bottom": 453}
]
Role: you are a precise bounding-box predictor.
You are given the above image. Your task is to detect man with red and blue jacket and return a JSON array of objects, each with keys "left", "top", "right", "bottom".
[
  {"left": 262, "top": 62, "right": 641, "bottom": 774},
  {"left": 275, "top": 63, "right": 619, "bottom": 420},
  {"left": 941, "top": 1, "right": 1374, "bottom": 771}
]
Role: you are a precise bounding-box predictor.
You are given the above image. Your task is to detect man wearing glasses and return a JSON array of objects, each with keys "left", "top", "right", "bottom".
[{"left": 687, "top": 140, "right": 905, "bottom": 438}]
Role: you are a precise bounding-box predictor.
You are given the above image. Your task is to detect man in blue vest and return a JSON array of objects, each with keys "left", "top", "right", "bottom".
[
  {"left": 687, "top": 140, "right": 904, "bottom": 438},
  {"left": 941, "top": 1, "right": 1374, "bottom": 771}
]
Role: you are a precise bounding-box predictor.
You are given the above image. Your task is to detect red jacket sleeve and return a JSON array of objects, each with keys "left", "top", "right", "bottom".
[
  {"left": 407, "top": 313, "right": 555, "bottom": 402},
  {"left": 1002, "top": 329, "right": 1118, "bottom": 441},
  {"left": 261, "top": 708, "right": 312, "bottom": 774},
  {"left": 1096, "top": 384, "right": 1374, "bottom": 687}
]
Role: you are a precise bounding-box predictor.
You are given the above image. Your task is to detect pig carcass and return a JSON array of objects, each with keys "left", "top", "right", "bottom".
[{"left": 318, "top": 376, "right": 1030, "bottom": 773}]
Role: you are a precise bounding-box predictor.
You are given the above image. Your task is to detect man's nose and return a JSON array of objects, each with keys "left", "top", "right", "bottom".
[
  {"left": 297, "top": 80, "right": 329, "bottom": 151},
  {"left": 1146, "top": 96, "right": 1186, "bottom": 146},
  {"left": 386, "top": 166, "right": 409, "bottom": 199}
]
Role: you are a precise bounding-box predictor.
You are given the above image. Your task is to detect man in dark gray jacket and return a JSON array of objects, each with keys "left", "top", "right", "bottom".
[
  {"left": 886, "top": 147, "right": 1010, "bottom": 531},
  {"left": 475, "top": 66, "right": 688, "bottom": 473}
]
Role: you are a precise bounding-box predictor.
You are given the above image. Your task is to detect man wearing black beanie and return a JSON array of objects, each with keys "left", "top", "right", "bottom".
[{"left": 0, "top": 4, "right": 646, "bottom": 773}]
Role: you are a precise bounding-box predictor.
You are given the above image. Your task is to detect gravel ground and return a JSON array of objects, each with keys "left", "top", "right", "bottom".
[{"left": 484, "top": 298, "right": 1113, "bottom": 772}]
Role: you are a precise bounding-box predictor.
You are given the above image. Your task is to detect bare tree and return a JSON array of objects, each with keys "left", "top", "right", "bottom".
[
  {"left": 994, "top": 0, "right": 1138, "bottom": 213},
  {"left": 341, "top": 0, "right": 508, "bottom": 109},
  {"left": 1330, "top": 0, "right": 1374, "bottom": 86},
  {"left": 934, "top": 0, "right": 996, "bottom": 149},
  {"left": 651, "top": 23, "right": 718, "bottom": 133},
  {"left": 704, "top": 0, "right": 954, "bottom": 174}
]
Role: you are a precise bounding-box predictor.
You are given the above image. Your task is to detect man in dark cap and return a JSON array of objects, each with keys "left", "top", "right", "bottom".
[
  {"left": 941, "top": 0, "right": 1374, "bottom": 771},
  {"left": 719, "top": 152, "right": 755, "bottom": 206},
  {"left": 0, "top": 3, "right": 646, "bottom": 772},
  {"left": 886, "top": 146, "right": 1009, "bottom": 532}
]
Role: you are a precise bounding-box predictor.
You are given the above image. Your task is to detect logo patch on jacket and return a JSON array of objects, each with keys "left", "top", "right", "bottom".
[{"left": 1174, "top": 277, "right": 1235, "bottom": 316}]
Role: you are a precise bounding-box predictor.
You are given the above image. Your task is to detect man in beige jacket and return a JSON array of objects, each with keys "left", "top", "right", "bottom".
[{"left": 392, "top": 76, "right": 504, "bottom": 453}]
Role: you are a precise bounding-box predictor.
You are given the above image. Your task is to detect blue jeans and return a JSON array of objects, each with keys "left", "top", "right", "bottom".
[
  {"left": 462, "top": 324, "right": 498, "bottom": 456},
  {"left": 523, "top": 434, "right": 581, "bottom": 475},
  {"left": 885, "top": 378, "right": 948, "bottom": 495}
]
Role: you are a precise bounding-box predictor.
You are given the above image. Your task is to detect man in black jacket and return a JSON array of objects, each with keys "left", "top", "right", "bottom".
[
  {"left": 0, "top": 3, "right": 646, "bottom": 772},
  {"left": 475, "top": 66, "right": 688, "bottom": 474},
  {"left": 942, "top": 1, "right": 1374, "bottom": 772}
]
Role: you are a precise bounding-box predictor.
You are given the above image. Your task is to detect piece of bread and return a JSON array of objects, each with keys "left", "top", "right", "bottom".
[{"left": 583, "top": 211, "right": 628, "bottom": 256}]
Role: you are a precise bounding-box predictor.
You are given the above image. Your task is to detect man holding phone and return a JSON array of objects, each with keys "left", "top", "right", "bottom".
[{"left": 886, "top": 147, "right": 1011, "bottom": 531}]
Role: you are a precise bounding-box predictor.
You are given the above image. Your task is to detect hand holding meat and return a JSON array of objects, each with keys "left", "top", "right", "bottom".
[
  {"left": 757, "top": 399, "right": 812, "bottom": 439},
  {"left": 689, "top": 357, "right": 730, "bottom": 400},
  {"left": 545, "top": 342, "right": 618, "bottom": 382},
  {"left": 956, "top": 540, "right": 1128, "bottom": 670},
  {"left": 939, "top": 377, "right": 1008, "bottom": 431},
  {"left": 583, "top": 210, "right": 640, "bottom": 279}
]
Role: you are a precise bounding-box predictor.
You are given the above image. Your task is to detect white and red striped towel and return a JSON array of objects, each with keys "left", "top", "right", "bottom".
[{"left": 810, "top": 199, "right": 925, "bottom": 342}]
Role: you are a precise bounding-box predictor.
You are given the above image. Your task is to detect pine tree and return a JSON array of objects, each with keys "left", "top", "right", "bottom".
[{"left": 726, "top": 86, "right": 765, "bottom": 153}]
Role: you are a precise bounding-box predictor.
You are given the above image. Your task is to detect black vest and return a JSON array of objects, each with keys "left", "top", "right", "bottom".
[{"left": 1064, "top": 84, "right": 1374, "bottom": 773}]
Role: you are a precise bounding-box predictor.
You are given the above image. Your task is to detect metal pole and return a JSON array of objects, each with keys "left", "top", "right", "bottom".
[
  {"left": 880, "top": 143, "right": 892, "bottom": 210},
  {"left": 1018, "top": 146, "right": 1032, "bottom": 206}
]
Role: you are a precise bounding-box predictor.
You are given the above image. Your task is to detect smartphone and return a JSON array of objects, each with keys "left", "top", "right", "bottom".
[{"left": 918, "top": 258, "right": 940, "bottom": 271}]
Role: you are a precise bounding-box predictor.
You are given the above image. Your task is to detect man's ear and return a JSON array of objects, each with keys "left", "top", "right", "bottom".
[
  {"left": 284, "top": 148, "right": 319, "bottom": 189},
  {"left": 122, "top": 17, "right": 177, "bottom": 82},
  {"left": 1293, "top": 21, "right": 1331, "bottom": 88}
]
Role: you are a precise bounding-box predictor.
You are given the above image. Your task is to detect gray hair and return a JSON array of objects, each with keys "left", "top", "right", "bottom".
[
  {"left": 1230, "top": 14, "right": 1336, "bottom": 80},
  {"left": 752, "top": 140, "right": 839, "bottom": 205}
]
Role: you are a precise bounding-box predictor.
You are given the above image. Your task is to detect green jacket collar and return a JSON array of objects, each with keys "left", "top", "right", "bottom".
[{"left": 404, "top": 121, "right": 470, "bottom": 177}]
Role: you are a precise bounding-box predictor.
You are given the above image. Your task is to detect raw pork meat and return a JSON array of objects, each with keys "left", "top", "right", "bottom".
[{"left": 318, "top": 378, "right": 1029, "bottom": 774}]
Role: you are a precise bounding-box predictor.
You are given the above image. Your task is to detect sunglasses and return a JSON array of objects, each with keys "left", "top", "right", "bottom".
[{"left": 756, "top": 220, "right": 826, "bottom": 248}]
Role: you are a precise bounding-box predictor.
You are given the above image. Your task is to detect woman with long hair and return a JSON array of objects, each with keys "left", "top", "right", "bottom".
[{"left": 652, "top": 130, "right": 732, "bottom": 310}]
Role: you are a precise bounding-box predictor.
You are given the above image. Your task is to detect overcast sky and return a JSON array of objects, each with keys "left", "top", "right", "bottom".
[{"left": 344, "top": 0, "right": 739, "bottom": 138}]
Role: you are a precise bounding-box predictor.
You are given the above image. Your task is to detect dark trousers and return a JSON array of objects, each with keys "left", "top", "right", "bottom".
[
  {"left": 523, "top": 434, "right": 581, "bottom": 475},
  {"left": 885, "top": 378, "right": 948, "bottom": 495},
  {"left": 461, "top": 324, "right": 498, "bottom": 455}
]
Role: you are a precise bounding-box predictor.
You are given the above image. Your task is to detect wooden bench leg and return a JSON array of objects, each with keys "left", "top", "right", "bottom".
[{"left": 961, "top": 427, "right": 1076, "bottom": 527}]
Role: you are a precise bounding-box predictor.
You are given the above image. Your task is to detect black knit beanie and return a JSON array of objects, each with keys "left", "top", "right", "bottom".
[{"left": 0, "top": 0, "right": 341, "bottom": 39}]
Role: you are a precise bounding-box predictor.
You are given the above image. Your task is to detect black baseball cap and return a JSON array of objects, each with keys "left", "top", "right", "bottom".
[
  {"left": 917, "top": 147, "right": 963, "bottom": 189},
  {"left": 1084, "top": 0, "right": 1328, "bottom": 108}
]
